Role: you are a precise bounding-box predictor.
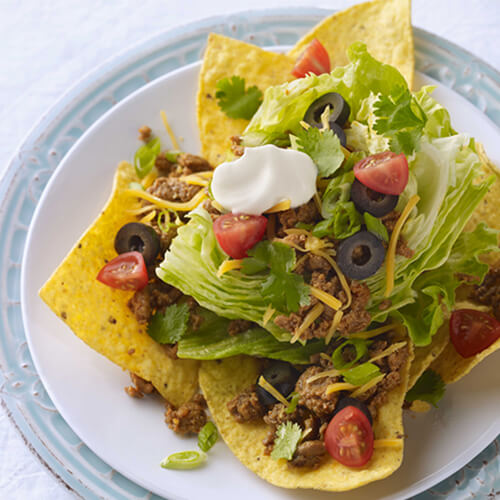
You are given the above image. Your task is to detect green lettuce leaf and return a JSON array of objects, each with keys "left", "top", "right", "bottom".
[
  {"left": 313, "top": 201, "right": 362, "bottom": 239},
  {"left": 177, "top": 309, "right": 323, "bottom": 363}
]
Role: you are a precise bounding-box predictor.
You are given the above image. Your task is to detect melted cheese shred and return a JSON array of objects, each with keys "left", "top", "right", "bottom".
[
  {"left": 351, "top": 373, "right": 386, "bottom": 398},
  {"left": 264, "top": 199, "right": 291, "bottom": 213},
  {"left": 139, "top": 210, "right": 156, "bottom": 223},
  {"left": 125, "top": 187, "right": 207, "bottom": 212},
  {"left": 291, "top": 303, "right": 324, "bottom": 344},
  {"left": 141, "top": 169, "right": 158, "bottom": 189},
  {"left": 306, "top": 368, "right": 341, "bottom": 384},
  {"left": 216, "top": 259, "right": 244, "bottom": 278},
  {"left": 258, "top": 376, "right": 289, "bottom": 407},
  {"left": 325, "top": 309, "right": 344, "bottom": 345},
  {"left": 325, "top": 382, "right": 358, "bottom": 395},
  {"left": 160, "top": 110, "right": 180, "bottom": 150},
  {"left": 309, "top": 286, "right": 342, "bottom": 311},
  {"left": 369, "top": 341, "right": 407, "bottom": 364},
  {"left": 373, "top": 439, "right": 403, "bottom": 449},
  {"left": 179, "top": 174, "right": 210, "bottom": 187},
  {"left": 385, "top": 194, "right": 420, "bottom": 297},
  {"left": 262, "top": 305, "right": 276, "bottom": 326}
]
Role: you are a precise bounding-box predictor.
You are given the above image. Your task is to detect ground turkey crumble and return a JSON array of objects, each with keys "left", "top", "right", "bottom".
[
  {"left": 470, "top": 267, "right": 500, "bottom": 320},
  {"left": 165, "top": 393, "right": 208, "bottom": 435},
  {"left": 226, "top": 335, "right": 408, "bottom": 468}
]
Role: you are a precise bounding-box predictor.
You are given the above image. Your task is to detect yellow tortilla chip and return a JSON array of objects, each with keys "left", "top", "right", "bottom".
[
  {"left": 39, "top": 161, "right": 199, "bottom": 406},
  {"left": 197, "top": 33, "right": 294, "bottom": 166},
  {"left": 288, "top": 0, "right": 414, "bottom": 88},
  {"left": 408, "top": 324, "right": 449, "bottom": 390},
  {"left": 199, "top": 348, "right": 413, "bottom": 492}
]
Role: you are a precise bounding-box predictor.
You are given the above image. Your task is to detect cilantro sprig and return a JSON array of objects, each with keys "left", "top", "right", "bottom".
[
  {"left": 215, "top": 76, "right": 263, "bottom": 120},
  {"left": 147, "top": 302, "right": 190, "bottom": 344},
  {"left": 406, "top": 369, "right": 445, "bottom": 407},
  {"left": 241, "top": 241, "right": 310, "bottom": 313},
  {"left": 271, "top": 422, "right": 302, "bottom": 461},
  {"left": 293, "top": 126, "right": 344, "bottom": 178},
  {"left": 373, "top": 86, "right": 427, "bottom": 156}
]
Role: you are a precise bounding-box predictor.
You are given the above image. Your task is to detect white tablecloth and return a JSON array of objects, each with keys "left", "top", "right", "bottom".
[{"left": 1, "top": 1, "right": 499, "bottom": 498}]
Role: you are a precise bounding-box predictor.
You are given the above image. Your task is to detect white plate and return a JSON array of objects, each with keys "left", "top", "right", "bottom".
[{"left": 21, "top": 59, "right": 500, "bottom": 500}]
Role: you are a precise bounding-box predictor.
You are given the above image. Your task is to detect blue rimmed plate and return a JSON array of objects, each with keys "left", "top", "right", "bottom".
[{"left": 2, "top": 8, "right": 500, "bottom": 499}]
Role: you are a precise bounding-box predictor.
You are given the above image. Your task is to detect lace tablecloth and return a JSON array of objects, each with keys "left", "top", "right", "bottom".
[{"left": 1, "top": 1, "right": 498, "bottom": 498}]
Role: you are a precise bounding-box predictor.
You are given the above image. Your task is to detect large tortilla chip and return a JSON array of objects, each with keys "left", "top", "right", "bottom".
[
  {"left": 197, "top": 33, "right": 294, "bottom": 166},
  {"left": 199, "top": 348, "right": 413, "bottom": 492},
  {"left": 39, "top": 161, "right": 199, "bottom": 406},
  {"left": 288, "top": 0, "right": 414, "bottom": 88},
  {"left": 408, "top": 324, "right": 449, "bottom": 390}
]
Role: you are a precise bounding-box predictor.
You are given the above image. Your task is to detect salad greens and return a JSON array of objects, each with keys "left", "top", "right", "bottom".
[
  {"left": 157, "top": 41, "right": 497, "bottom": 349},
  {"left": 406, "top": 369, "right": 446, "bottom": 407}
]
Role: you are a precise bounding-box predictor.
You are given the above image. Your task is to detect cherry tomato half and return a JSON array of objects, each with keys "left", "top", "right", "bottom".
[
  {"left": 353, "top": 152, "right": 409, "bottom": 195},
  {"left": 96, "top": 251, "right": 148, "bottom": 291},
  {"left": 324, "top": 405, "right": 374, "bottom": 468},
  {"left": 291, "top": 39, "right": 331, "bottom": 78},
  {"left": 213, "top": 213, "right": 267, "bottom": 259},
  {"left": 450, "top": 309, "right": 500, "bottom": 358}
]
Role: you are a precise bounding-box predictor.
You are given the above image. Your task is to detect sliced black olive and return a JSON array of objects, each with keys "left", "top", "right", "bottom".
[
  {"left": 256, "top": 361, "right": 299, "bottom": 406},
  {"left": 330, "top": 123, "right": 347, "bottom": 148},
  {"left": 114, "top": 222, "right": 160, "bottom": 265},
  {"left": 336, "top": 230, "right": 385, "bottom": 280},
  {"left": 304, "top": 92, "right": 351, "bottom": 129},
  {"left": 334, "top": 397, "right": 373, "bottom": 425},
  {"left": 350, "top": 179, "right": 398, "bottom": 217}
]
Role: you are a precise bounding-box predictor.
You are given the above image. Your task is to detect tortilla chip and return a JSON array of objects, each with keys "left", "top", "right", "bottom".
[
  {"left": 199, "top": 348, "right": 413, "bottom": 491},
  {"left": 39, "top": 161, "right": 199, "bottom": 406},
  {"left": 288, "top": 0, "right": 414, "bottom": 88},
  {"left": 197, "top": 33, "right": 294, "bottom": 166},
  {"left": 407, "top": 324, "right": 449, "bottom": 390}
]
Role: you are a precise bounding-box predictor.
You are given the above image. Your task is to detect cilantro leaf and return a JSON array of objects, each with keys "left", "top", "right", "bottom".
[
  {"left": 197, "top": 421, "right": 218, "bottom": 452},
  {"left": 294, "top": 126, "right": 344, "bottom": 178},
  {"left": 373, "top": 86, "right": 427, "bottom": 155},
  {"left": 270, "top": 422, "right": 302, "bottom": 461},
  {"left": 147, "top": 302, "right": 190, "bottom": 344},
  {"left": 406, "top": 369, "right": 445, "bottom": 407},
  {"left": 364, "top": 212, "right": 389, "bottom": 242},
  {"left": 215, "top": 76, "right": 263, "bottom": 120},
  {"left": 242, "top": 241, "right": 310, "bottom": 313}
]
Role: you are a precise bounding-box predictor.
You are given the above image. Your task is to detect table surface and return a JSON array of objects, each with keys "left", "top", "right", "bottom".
[{"left": 1, "top": 0, "right": 499, "bottom": 499}]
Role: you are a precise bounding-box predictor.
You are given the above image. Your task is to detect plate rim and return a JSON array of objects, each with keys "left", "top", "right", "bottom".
[{"left": 5, "top": 6, "right": 500, "bottom": 500}]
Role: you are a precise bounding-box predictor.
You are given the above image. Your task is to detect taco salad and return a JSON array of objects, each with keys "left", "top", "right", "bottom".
[{"left": 39, "top": 0, "right": 500, "bottom": 492}]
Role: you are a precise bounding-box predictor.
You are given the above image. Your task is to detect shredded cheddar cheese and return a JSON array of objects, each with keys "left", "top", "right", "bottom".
[
  {"left": 139, "top": 210, "right": 156, "bottom": 223},
  {"left": 262, "top": 305, "right": 275, "bottom": 326},
  {"left": 385, "top": 194, "right": 420, "bottom": 297},
  {"left": 306, "top": 368, "right": 341, "bottom": 384},
  {"left": 216, "top": 259, "right": 244, "bottom": 278},
  {"left": 291, "top": 303, "right": 324, "bottom": 343},
  {"left": 141, "top": 169, "right": 158, "bottom": 189},
  {"left": 258, "top": 376, "right": 289, "bottom": 407},
  {"left": 309, "top": 286, "right": 342, "bottom": 311},
  {"left": 299, "top": 120, "right": 311, "bottom": 130},
  {"left": 325, "top": 309, "right": 344, "bottom": 344},
  {"left": 325, "top": 382, "right": 357, "bottom": 395},
  {"left": 160, "top": 110, "right": 180, "bottom": 150},
  {"left": 369, "top": 341, "right": 407, "bottom": 364},
  {"left": 125, "top": 187, "right": 207, "bottom": 212},
  {"left": 179, "top": 174, "right": 210, "bottom": 187},
  {"left": 264, "top": 199, "right": 291, "bottom": 213},
  {"left": 373, "top": 439, "right": 403, "bottom": 449},
  {"left": 347, "top": 323, "right": 400, "bottom": 340},
  {"left": 351, "top": 373, "right": 385, "bottom": 397}
]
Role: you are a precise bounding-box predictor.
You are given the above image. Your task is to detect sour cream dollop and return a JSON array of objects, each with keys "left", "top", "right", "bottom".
[{"left": 211, "top": 144, "right": 318, "bottom": 215}]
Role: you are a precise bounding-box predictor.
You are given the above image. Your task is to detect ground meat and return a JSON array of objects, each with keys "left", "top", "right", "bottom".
[
  {"left": 368, "top": 371, "right": 402, "bottom": 418},
  {"left": 338, "top": 281, "right": 371, "bottom": 334},
  {"left": 177, "top": 153, "right": 211, "bottom": 172},
  {"left": 202, "top": 198, "right": 221, "bottom": 217},
  {"left": 277, "top": 200, "right": 320, "bottom": 235},
  {"left": 154, "top": 152, "right": 173, "bottom": 175},
  {"left": 124, "top": 373, "right": 155, "bottom": 398},
  {"left": 128, "top": 281, "right": 182, "bottom": 323},
  {"left": 381, "top": 211, "right": 400, "bottom": 232},
  {"left": 263, "top": 403, "right": 307, "bottom": 427},
  {"left": 396, "top": 238, "right": 414, "bottom": 258},
  {"left": 471, "top": 267, "right": 500, "bottom": 320},
  {"left": 294, "top": 253, "right": 331, "bottom": 274},
  {"left": 138, "top": 125, "right": 152, "bottom": 142},
  {"left": 165, "top": 393, "right": 207, "bottom": 435},
  {"left": 147, "top": 176, "right": 200, "bottom": 203},
  {"left": 294, "top": 366, "right": 340, "bottom": 417},
  {"left": 289, "top": 440, "right": 326, "bottom": 469},
  {"left": 379, "top": 299, "right": 392, "bottom": 311},
  {"left": 227, "top": 385, "right": 265, "bottom": 423},
  {"left": 228, "top": 319, "right": 253, "bottom": 336},
  {"left": 230, "top": 135, "right": 244, "bottom": 156}
]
